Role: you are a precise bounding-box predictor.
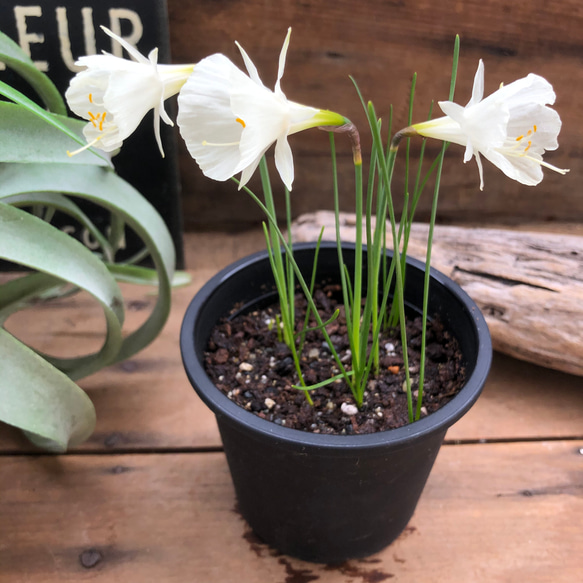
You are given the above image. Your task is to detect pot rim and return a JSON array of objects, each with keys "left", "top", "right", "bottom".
[{"left": 180, "top": 242, "right": 492, "bottom": 452}]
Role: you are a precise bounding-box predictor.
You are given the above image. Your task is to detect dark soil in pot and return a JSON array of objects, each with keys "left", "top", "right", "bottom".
[{"left": 204, "top": 284, "right": 467, "bottom": 435}]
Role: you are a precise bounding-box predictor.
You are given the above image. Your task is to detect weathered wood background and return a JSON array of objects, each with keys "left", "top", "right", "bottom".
[{"left": 166, "top": 0, "right": 582, "bottom": 230}]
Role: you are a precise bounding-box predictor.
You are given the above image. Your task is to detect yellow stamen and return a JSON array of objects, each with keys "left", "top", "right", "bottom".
[
  {"left": 516, "top": 135, "right": 524, "bottom": 142},
  {"left": 524, "top": 140, "right": 532, "bottom": 153},
  {"left": 236, "top": 117, "right": 246, "bottom": 128},
  {"left": 67, "top": 134, "right": 104, "bottom": 157},
  {"left": 88, "top": 111, "right": 107, "bottom": 132},
  {"left": 89, "top": 93, "right": 93, "bottom": 104},
  {"left": 533, "top": 125, "right": 537, "bottom": 132}
]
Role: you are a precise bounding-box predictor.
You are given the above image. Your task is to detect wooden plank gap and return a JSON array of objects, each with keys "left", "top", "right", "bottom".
[
  {"left": 444, "top": 435, "right": 583, "bottom": 446},
  {"left": 0, "top": 445, "right": 225, "bottom": 458}
]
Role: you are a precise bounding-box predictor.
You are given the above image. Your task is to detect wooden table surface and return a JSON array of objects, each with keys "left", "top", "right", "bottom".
[{"left": 1, "top": 230, "right": 582, "bottom": 582}]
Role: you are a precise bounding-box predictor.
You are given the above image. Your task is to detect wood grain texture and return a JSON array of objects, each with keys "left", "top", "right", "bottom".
[
  {"left": 1, "top": 442, "right": 581, "bottom": 582},
  {"left": 165, "top": 0, "right": 583, "bottom": 229},
  {"left": 292, "top": 211, "right": 583, "bottom": 376},
  {"left": 1, "top": 229, "right": 582, "bottom": 582},
  {"left": 1, "top": 230, "right": 582, "bottom": 454}
]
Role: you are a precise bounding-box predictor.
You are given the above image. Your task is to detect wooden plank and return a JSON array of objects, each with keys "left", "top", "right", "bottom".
[
  {"left": 447, "top": 352, "right": 583, "bottom": 442},
  {"left": 1, "top": 231, "right": 582, "bottom": 453},
  {"left": 165, "top": 0, "right": 582, "bottom": 228},
  {"left": 1, "top": 441, "right": 581, "bottom": 582},
  {"left": 1, "top": 348, "right": 581, "bottom": 452}
]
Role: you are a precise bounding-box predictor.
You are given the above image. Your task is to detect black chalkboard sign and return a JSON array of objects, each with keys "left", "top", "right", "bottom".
[{"left": 0, "top": 0, "right": 184, "bottom": 267}]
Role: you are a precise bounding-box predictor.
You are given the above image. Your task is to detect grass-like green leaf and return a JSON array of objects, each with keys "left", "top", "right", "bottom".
[{"left": 292, "top": 371, "right": 354, "bottom": 392}]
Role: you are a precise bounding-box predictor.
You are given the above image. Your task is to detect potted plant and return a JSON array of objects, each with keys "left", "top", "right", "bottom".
[
  {"left": 181, "top": 240, "right": 493, "bottom": 562},
  {"left": 0, "top": 29, "right": 189, "bottom": 452},
  {"left": 64, "top": 28, "right": 567, "bottom": 561}
]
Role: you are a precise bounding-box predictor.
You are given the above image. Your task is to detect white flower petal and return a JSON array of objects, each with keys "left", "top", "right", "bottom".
[
  {"left": 147, "top": 47, "right": 159, "bottom": 66},
  {"left": 239, "top": 148, "right": 268, "bottom": 189},
  {"left": 474, "top": 151, "right": 485, "bottom": 191},
  {"left": 485, "top": 149, "right": 543, "bottom": 185},
  {"left": 506, "top": 104, "right": 561, "bottom": 152},
  {"left": 82, "top": 120, "right": 122, "bottom": 151},
  {"left": 275, "top": 28, "right": 292, "bottom": 96},
  {"left": 231, "top": 86, "right": 287, "bottom": 170},
  {"left": 274, "top": 136, "right": 294, "bottom": 191},
  {"left": 461, "top": 97, "right": 509, "bottom": 151},
  {"left": 177, "top": 54, "right": 245, "bottom": 181},
  {"left": 463, "top": 141, "right": 474, "bottom": 164},
  {"left": 415, "top": 105, "right": 469, "bottom": 148},
  {"left": 468, "top": 59, "right": 484, "bottom": 106},
  {"left": 235, "top": 41, "right": 264, "bottom": 87},
  {"left": 287, "top": 100, "right": 321, "bottom": 134},
  {"left": 100, "top": 25, "right": 149, "bottom": 64},
  {"left": 491, "top": 73, "right": 556, "bottom": 110},
  {"left": 103, "top": 68, "right": 161, "bottom": 137}
]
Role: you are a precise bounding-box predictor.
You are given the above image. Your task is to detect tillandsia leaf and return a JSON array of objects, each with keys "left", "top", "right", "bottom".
[
  {"left": 0, "top": 202, "right": 125, "bottom": 380},
  {"left": 0, "top": 327, "right": 96, "bottom": 453},
  {"left": 0, "top": 30, "right": 66, "bottom": 115},
  {"left": 0, "top": 272, "right": 64, "bottom": 325},
  {"left": 0, "top": 102, "right": 111, "bottom": 167},
  {"left": 0, "top": 80, "right": 111, "bottom": 166},
  {"left": 107, "top": 213, "right": 126, "bottom": 255},
  {"left": 107, "top": 263, "right": 191, "bottom": 288},
  {"left": 3, "top": 191, "right": 114, "bottom": 261},
  {"left": 0, "top": 162, "right": 175, "bottom": 370}
]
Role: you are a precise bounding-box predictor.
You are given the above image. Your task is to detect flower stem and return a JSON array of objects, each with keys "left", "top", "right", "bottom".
[{"left": 416, "top": 35, "right": 460, "bottom": 419}]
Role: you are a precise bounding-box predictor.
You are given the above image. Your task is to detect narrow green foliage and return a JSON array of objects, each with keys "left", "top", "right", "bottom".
[
  {"left": 415, "top": 35, "right": 460, "bottom": 420},
  {"left": 225, "top": 37, "right": 464, "bottom": 426},
  {"left": 295, "top": 309, "right": 340, "bottom": 340},
  {"left": 292, "top": 370, "right": 354, "bottom": 392},
  {"left": 298, "top": 228, "right": 326, "bottom": 354}
]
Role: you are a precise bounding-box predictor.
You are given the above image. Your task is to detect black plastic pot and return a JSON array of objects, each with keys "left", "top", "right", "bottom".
[{"left": 180, "top": 242, "right": 492, "bottom": 563}]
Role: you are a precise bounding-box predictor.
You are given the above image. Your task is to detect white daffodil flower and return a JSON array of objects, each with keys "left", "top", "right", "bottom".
[
  {"left": 65, "top": 26, "right": 195, "bottom": 157},
  {"left": 176, "top": 28, "right": 347, "bottom": 191},
  {"left": 409, "top": 60, "right": 569, "bottom": 190}
]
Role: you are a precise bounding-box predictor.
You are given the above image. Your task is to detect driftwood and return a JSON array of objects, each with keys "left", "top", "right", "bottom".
[{"left": 291, "top": 211, "right": 583, "bottom": 377}]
